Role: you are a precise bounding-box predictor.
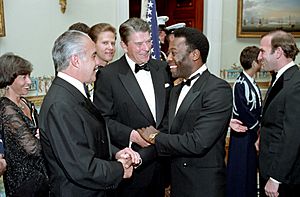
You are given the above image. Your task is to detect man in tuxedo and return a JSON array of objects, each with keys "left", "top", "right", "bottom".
[
  {"left": 93, "top": 17, "right": 171, "bottom": 197},
  {"left": 39, "top": 30, "right": 140, "bottom": 196},
  {"left": 257, "top": 30, "right": 300, "bottom": 197},
  {"left": 138, "top": 27, "right": 232, "bottom": 197}
]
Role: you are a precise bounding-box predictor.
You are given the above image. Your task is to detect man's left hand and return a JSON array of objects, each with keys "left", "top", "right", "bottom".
[
  {"left": 265, "top": 178, "right": 279, "bottom": 197},
  {"left": 115, "top": 147, "right": 141, "bottom": 168}
]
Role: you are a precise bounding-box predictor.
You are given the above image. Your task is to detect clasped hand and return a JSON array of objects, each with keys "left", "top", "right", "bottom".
[{"left": 115, "top": 147, "right": 141, "bottom": 178}]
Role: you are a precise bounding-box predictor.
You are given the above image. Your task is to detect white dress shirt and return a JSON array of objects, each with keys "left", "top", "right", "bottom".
[
  {"left": 272, "top": 61, "right": 295, "bottom": 86},
  {"left": 57, "top": 72, "right": 88, "bottom": 98},
  {"left": 125, "top": 54, "right": 156, "bottom": 122},
  {"left": 175, "top": 64, "right": 208, "bottom": 114}
]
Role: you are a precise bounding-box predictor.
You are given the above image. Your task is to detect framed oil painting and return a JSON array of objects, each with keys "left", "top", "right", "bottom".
[
  {"left": 237, "top": 0, "right": 300, "bottom": 38},
  {"left": 0, "top": 0, "right": 5, "bottom": 37}
]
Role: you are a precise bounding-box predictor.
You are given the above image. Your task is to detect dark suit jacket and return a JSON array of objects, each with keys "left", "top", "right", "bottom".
[
  {"left": 39, "top": 77, "right": 124, "bottom": 197},
  {"left": 227, "top": 72, "right": 261, "bottom": 197},
  {"left": 93, "top": 55, "right": 171, "bottom": 189},
  {"left": 155, "top": 70, "right": 233, "bottom": 197},
  {"left": 259, "top": 65, "right": 300, "bottom": 184}
]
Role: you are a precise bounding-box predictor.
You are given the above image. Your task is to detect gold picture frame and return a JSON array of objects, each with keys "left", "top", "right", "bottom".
[
  {"left": 237, "top": 0, "right": 300, "bottom": 38},
  {"left": 0, "top": 0, "right": 5, "bottom": 37}
]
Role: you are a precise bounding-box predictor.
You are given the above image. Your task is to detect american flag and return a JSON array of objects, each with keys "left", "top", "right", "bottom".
[{"left": 141, "top": 0, "right": 161, "bottom": 59}]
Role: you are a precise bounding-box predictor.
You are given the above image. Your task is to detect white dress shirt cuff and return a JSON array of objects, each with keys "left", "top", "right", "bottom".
[{"left": 270, "top": 177, "right": 281, "bottom": 184}]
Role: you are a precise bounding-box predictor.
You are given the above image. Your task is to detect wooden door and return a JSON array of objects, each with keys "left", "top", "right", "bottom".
[{"left": 129, "top": 0, "right": 204, "bottom": 31}]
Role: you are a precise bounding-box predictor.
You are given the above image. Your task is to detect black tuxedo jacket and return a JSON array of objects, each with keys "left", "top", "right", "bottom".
[
  {"left": 155, "top": 70, "right": 232, "bottom": 197},
  {"left": 93, "top": 55, "right": 171, "bottom": 188},
  {"left": 259, "top": 65, "right": 300, "bottom": 184},
  {"left": 39, "top": 77, "right": 123, "bottom": 197}
]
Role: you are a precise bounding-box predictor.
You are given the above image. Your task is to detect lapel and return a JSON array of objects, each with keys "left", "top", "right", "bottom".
[
  {"left": 55, "top": 78, "right": 105, "bottom": 122},
  {"left": 148, "top": 60, "right": 166, "bottom": 127},
  {"left": 170, "top": 70, "right": 210, "bottom": 131},
  {"left": 54, "top": 78, "right": 111, "bottom": 158},
  {"left": 168, "top": 84, "right": 182, "bottom": 130},
  {"left": 117, "top": 56, "right": 155, "bottom": 124},
  {"left": 263, "top": 65, "right": 299, "bottom": 115}
]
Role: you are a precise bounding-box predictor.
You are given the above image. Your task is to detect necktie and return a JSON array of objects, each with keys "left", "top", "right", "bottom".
[
  {"left": 84, "top": 83, "right": 91, "bottom": 99},
  {"left": 181, "top": 73, "right": 200, "bottom": 86},
  {"left": 271, "top": 71, "right": 277, "bottom": 84},
  {"left": 135, "top": 63, "right": 150, "bottom": 73}
]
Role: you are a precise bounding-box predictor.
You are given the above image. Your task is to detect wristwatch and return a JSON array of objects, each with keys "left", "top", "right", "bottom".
[{"left": 149, "top": 132, "right": 159, "bottom": 144}]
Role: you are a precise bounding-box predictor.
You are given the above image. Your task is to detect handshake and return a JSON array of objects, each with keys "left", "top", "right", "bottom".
[
  {"left": 117, "top": 126, "right": 160, "bottom": 179},
  {"left": 115, "top": 147, "right": 141, "bottom": 179}
]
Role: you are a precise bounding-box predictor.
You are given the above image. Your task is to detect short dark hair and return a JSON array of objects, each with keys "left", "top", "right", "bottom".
[
  {"left": 173, "top": 27, "right": 209, "bottom": 63},
  {"left": 68, "top": 22, "right": 90, "bottom": 34},
  {"left": 0, "top": 53, "right": 33, "bottom": 88},
  {"left": 89, "top": 23, "right": 116, "bottom": 43},
  {"left": 119, "top": 17, "right": 150, "bottom": 45},
  {"left": 239, "top": 46, "right": 260, "bottom": 70}
]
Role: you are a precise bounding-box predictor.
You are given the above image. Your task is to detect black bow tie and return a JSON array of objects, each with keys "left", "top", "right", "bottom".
[
  {"left": 135, "top": 63, "right": 150, "bottom": 73},
  {"left": 181, "top": 73, "right": 200, "bottom": 86}
]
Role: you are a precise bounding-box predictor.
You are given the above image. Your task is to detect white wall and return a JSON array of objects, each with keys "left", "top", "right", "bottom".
[
  {"left": 0, "top": 0, "right": 129, "bottom": 76},
  {"left": 1, "top": 0, "right": 299, "bottom": 77}
]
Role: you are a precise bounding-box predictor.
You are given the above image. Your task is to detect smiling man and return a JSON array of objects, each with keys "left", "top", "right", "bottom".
[
  {"left": 138, "top": 27, "right": 233, "bottom": 197},
  {"left": 39, "top": 30, "right": 140, "bottom": 196},
  {"left": 257, "top": 30, "right": 300, "bottom": 197},
  {"left": 89, "top": 23, "right": 117, "bottom": 67},
  {"left": 93, "top": 18, "right": 172, "bottom": 197}
]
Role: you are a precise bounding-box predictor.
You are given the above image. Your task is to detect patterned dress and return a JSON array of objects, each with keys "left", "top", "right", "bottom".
[{"left": 0, "top": 97, "right": 49, "bottom": 197}]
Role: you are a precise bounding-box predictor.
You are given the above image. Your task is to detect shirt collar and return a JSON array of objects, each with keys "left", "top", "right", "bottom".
[
  {"left": 242, "top": 70, "right": 255, "bottom": 84},
  {"left": 275, "top": 61, "right": 295, "bottom": 80},
  {"left": 185, "top": 64, "right": 207, "bottom": 81},
  {"left": 57, "top": 72, "right": 87, "bottom": 98}
]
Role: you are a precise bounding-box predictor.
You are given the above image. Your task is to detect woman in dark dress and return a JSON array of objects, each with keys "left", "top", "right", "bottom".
[
  {"left": 226, "top": 46, "right": 262, "bottom": 197},
  {"left": 0, "top": 53, "right": 49, "bottom": 197}
]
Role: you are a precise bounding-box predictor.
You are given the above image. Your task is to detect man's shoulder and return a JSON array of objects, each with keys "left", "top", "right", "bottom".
[
  {"left": 206, "top": 71, "right": 231, "bottom": 87},
  {"left": 101, "top": 57, "right": 128, "bottom": 74}
]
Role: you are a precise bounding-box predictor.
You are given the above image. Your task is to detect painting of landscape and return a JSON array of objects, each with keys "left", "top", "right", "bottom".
[{"left": 237, "top": 0, "right": 300, "bottom": 37}]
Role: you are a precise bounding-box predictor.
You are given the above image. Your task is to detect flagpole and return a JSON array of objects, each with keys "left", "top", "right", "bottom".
[{"left": 141, "top": 0, "right": 161, "bottom": 59}]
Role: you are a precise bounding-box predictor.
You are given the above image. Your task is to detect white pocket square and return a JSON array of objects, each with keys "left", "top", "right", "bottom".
[{"left": 165, "top": 83, "right": 170, "bottom": 88}]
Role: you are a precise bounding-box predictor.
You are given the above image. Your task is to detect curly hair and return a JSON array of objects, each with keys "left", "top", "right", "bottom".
[{"left": 173, "top": 27, "right": 209, "bottom": 63}]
